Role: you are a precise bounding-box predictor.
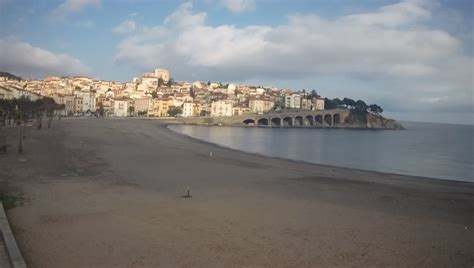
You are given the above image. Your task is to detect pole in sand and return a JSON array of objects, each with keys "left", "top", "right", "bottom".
[{"left": 186, "top": 187, "right": 191, "bottom": 198}]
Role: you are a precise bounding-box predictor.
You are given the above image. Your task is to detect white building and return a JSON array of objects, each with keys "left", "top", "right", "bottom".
[
  {"left": 182, "top": 102, "right": 194, "bottom": 117},
  {"left": 313, "top": 97, "right": 325, "bottom": 110},
  {"left": 139, "top": 77, "right": 158, "bottom": 91},
  {"left": 78, "top": 90, "right": 96, "bottom": 112},
  {"left": 285, "top": 94, "right": 301, "bottom": 109},
  {"left": 211, "top": 100, "right": 234, "bottom": 117},
  {"left": 113, "top": 98, "right": 129, "bottom": 117},
  {"left": 0, "top": 86, "right": 14, "bottom": 100}
]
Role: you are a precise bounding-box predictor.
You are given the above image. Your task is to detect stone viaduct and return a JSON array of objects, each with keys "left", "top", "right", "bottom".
[{"left": 178, "top": 109, "right": 351, "bottom": 128}]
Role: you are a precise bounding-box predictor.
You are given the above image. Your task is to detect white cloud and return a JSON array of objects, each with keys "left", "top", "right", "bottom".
[
  {"left": 0, "top": 38, "right": 91, "bottom": 78},
  {"left": 114, "top": 20, "right": 137, "bottom": 34},
  {"left": 218, "top": 0, "right": 256, "bottom": 13},
  {"left": 51, "top": 0, "right": 100, "bottom": 19},
  {"left": 114, "top": 0, "right": 473, "bottom": 114}
]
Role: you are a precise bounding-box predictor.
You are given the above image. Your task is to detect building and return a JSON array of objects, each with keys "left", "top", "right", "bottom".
[
  {"left": 74, "top": 97, "right": 83, "bottom": 113},
  {"left": 0, "top": 86, "right": 14, "bottom": 100},
  {"left": 211, "top": 100, "right": 233, "bottom": 117},
  {"left": 182, "top": 102, "right": 193, "bottom": 117},
  {"left": 148, "top": 98, "right": 174, "bottom": 117},
  {"left": 139, "top": 77, "right": 159, "bottom": 92},
  {"left": 77, "top": 90, "right": 96, "bottom": 112},
  {"left": 113, "top": 97, "right": 130, "bottom": 117},
  {"left": 232, "top": 105, "right": 251, "bottom": 115},
  {"left": 313, "top": 97, "right": 325, "bottom": 110},
  {"left": 181, "top": 102, "right": 202, "bottom": 117},
  {"left": 154, "top": 68, "right": 170, "bottom": 82},
  {"left": 131, "top": 96, "right": 152, "bottom": 115},
  {"left": 285, "top": 94, "right": 301, "bottom": 109},
  {"left": 249, "top": 99, "right": 275, "bottom": 114},
  {"left": 301, "top": 98, "right": 312, "bottom": 110}
]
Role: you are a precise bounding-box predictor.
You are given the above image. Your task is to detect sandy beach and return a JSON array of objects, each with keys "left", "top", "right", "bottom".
[{"left": 0, "top": 118, "right": 473, "bottom": 267}]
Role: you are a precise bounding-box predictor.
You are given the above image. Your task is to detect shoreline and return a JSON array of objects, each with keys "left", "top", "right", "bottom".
[
  {"left": 165, "top": 123, "right": 473, "bottom": 185},
  {"left": 1, "top": 118, "right": 473, "bottom": 267}
]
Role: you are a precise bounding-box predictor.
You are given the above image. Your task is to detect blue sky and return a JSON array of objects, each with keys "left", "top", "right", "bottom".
[{"left": 0, "top": 0, "right": 473, "bottom": 124}]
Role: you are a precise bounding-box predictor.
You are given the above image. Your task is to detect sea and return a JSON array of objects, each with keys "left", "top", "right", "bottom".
[{"left": 168, "top": 122, "right": 474, "bottom": 182}]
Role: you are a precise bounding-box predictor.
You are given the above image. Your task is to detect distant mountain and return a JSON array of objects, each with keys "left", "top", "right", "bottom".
[{"left": 0, "top": 72, "right": 22, "bottom": 81}]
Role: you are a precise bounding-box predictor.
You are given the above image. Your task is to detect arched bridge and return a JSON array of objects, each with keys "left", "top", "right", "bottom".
[
  {"left": 241, "top": 109, "right": 350, "bottom": 127},
  {"left": 178, "top": 109, "right": 351, "bottom": 128}
]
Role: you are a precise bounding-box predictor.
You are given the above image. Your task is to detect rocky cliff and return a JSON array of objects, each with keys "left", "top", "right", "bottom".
[{"left": 344, "top": 111, "right": 404, "bottom": 129}]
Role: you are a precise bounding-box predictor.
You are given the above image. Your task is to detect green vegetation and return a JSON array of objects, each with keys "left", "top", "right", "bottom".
[
  {"left": 0, "top": 194, "right": 23, "bottom": 210},
  {"left": 167, "top": 105, "right": 182, "bottom": 117},
  {"left": 0, "top": 96, "right": 64, "bottom": 121},
  {"left": 158, "top": 78, "right": 165, "bottom": 87},
  {"left": 324, "top": 97, "right": 383, "bottom": 114}
]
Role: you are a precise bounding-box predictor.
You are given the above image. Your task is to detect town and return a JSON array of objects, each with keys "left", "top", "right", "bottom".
[{"left": 0, "top": 68, "right": 332, "bottom": 118}]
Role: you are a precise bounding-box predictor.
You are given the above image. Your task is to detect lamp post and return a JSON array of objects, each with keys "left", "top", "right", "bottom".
[
  {"left": 0, "top": 109, "right": 6, "bottom": 153},
  {"left": 16, "top": 105, "right": 23, "bottom": 154}
]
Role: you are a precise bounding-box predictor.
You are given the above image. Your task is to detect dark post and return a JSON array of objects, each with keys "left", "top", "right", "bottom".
[
  {"left": 37, "top": 112, "right": 42, "bottom": 130},
  {"left": 17, "top": 108, "right": 23, "bottom": 154},
  {"left": 0, "top": 110, "right": 6, "bottom": 153}
]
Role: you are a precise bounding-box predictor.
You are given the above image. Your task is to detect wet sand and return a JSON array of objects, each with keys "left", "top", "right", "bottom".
[{"left": 1, "top": 118, "right": 473, "bottom": 267}]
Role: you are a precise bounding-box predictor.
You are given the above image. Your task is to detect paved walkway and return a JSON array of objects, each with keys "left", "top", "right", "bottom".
[
  {"left": 0, "top": 202, "right": 26, "bottom": 268},
  {"left": 0, "top": 236, "right": 13, "bottom": 268}
]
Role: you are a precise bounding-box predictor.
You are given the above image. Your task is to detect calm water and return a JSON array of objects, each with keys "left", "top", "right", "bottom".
[{"left": 168, "top": 122, "right": 474, "bottom": 182}]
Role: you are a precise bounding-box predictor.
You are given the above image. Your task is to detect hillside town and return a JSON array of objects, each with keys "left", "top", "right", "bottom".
[{"left": 0, "top": 68, "right": 326, "bottom": 118}]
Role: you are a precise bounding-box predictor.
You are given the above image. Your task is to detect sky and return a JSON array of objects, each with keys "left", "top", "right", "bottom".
[{"left": 0, "top": 0, "right": 473, "bottom": 124}]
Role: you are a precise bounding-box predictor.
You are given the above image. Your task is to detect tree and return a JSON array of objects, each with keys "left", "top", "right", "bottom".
[
  {"left": 158, "top": 78, "right": 164, "bottom": 87},
  {"left": 332, "top": 98, "right": 344, "bottom": 107},
  {"left": 324, "top": 98, "right": 336, "bottom": 109},
  {"left": 309, "top": 89, "right": 319, "bottom": 99},
  {"left": 342, "top": 97, "right": 356, "bottom": 109},
  {"left": 167, "top": 105, "right": 182, "bottom": 117},
  {"left": 369, "top": 104, "right": 383, "bottom": 114},
  {"left": 354, "top": 100, "right": 368, "bottom": 113},
  {"left": 151, "top": 91, "right": 158, "bottom": 99},
  {"left": 166, "top": 78, "right": 174, "bottom": 87}
]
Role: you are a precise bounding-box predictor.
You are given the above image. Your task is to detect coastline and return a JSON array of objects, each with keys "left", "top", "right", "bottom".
[
  {"left": 166, "top": 123, "right": 473, "bottom": 184},
  {"left": 1, "top": 118, "right": 473, "bottom": 267}
]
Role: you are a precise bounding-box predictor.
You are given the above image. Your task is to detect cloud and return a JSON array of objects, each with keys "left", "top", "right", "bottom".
[
  {"left": 114, "top": 19, "right": 137, "bottom": 34},
  {"left": 218, "top": 0, "right": 256, "bottom": 13},
  {"left": 0, "top": 38, "right": 91, "bottom": 78},
  {"left": 51, "top": 0, "right": 100, "bottom": 19},
  {"left": 114, "top": 0, "right": 473, "bottom": 114}
]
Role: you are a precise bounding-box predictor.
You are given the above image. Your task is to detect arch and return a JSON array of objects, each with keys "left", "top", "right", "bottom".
[
  {"left": 283, "top": 117, "right": 293, "bottom": 127},
  {"left": 257, "top": 118, "right": 269, "bottom": 126},
  {"left": 243, "top": 119, "right": 255, "bottom": 125},
  {"left": 294, "top": 116, "right": 304, "bottom": 127},
  {"left": 333, "top": 114, "right": 341, "bottom": 125},
  {"left": 271, "top": 117, "right": 281, "bottom": 127},
  {"left": 304, "top": 115, "right": 314, "bottom": 127},
  {"left": 315, "top": 115, "right": 323, "bottom": 125},
  {"left": 324, "top": 114, "right": 332, "bottom": 125}
]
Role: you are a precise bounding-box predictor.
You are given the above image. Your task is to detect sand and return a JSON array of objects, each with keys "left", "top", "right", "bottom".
[{"left": 0, "top": 118, "right": 473, "bottom": 267}]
